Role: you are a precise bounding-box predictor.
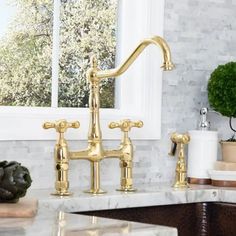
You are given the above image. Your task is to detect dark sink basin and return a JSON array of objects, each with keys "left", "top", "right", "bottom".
[{"left": 77, "top": 202, "right": 236, "bottom": 236}]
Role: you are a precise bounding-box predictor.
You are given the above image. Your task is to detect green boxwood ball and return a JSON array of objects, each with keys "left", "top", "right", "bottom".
[{"left": 208, "top": 62, "right": 236, "bottom": 118}]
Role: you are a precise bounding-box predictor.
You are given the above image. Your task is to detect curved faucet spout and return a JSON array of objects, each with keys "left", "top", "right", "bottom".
[{"left": 96, "top": 36, "right": 174, "bottom": 80}]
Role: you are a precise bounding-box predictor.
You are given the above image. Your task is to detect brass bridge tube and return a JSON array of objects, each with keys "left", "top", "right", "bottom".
[{"left": 84, "top": 161, "right": 106, "bottom": 194}]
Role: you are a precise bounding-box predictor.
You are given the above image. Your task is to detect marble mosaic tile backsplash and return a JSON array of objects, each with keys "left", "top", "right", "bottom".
[
  {"left": 1, "top": 140, "right": 174, "bottom": 189},
  {"left": 1, "top": 0, "right": 236, "bottom": 189}
]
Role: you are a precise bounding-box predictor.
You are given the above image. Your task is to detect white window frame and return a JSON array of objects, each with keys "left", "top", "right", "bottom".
[{"left": 0, "top": 0, "right": 165, "bottom": 140}]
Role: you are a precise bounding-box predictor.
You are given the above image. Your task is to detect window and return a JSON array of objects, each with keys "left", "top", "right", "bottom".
[
  {"left": 0, "top": 0, "right": 53, "bottom": 107},
  {"left": 0, "top": 0, "right": 165, "bottom": 140},
  {"left": 0, "top": 0, "right": 116, "bottom": 108},
  {"left": 58, "top": 0, "right": 117, "bottom": 108}
]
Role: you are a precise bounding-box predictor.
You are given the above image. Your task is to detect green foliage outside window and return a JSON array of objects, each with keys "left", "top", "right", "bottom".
[{"left": 0, "top": 0, "right": 117, "bottom": 108}]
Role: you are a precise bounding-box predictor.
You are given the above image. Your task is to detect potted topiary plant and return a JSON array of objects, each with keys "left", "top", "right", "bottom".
[{"left": 207, "top": 61, "right": 236, "bottom": 162}]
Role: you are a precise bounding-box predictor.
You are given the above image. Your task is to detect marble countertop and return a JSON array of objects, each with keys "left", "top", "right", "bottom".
[
  {"left": 3, "top": 183, "right": 236, "bottom": 236},
  {"left": 27, "top": 183, "right": 236, "bottom": 213},
  {"left": 0, "top": 211, "right": 177, "bottom": 236}
]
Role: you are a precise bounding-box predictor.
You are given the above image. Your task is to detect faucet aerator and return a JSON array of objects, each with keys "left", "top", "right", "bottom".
[{"left": 162, "top": 61, "right": 175, "bottom": 71}]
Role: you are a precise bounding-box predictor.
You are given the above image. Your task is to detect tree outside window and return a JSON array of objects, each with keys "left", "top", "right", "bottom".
[{"left": 0, "top": 0, "right": 117, "bottom": 108}]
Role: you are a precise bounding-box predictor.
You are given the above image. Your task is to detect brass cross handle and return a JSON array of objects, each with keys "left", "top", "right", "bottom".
[
  {"left": 43, "top": 119, "right": 80, "bottom": 134},
  {"left": 109, "top": 119, "right": 143, "bottom": 132}
]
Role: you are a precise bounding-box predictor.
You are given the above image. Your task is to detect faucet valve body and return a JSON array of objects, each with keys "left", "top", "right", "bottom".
[
  {"left": 119, "top": 160, "right": 134, "bottom": 192},
  {"left": 54, "top": 143, "right": 70, "bottom": 196},
  {"left": 43, "top": 120, "right": 80, "bottom": 196},
  {"left": 109, "top": 119, "right": 143, "bottom": 191}
]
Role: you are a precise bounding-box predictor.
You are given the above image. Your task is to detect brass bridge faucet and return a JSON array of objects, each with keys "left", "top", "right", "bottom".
[
  {"left": 43, "top": 36, "right": 174, "bottom": 196},
  {"left": 169, "top": 132, "right": 190, "bottom": 188}
]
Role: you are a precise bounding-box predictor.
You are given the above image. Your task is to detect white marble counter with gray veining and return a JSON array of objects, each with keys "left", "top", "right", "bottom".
[
  {"left": 27, "top": 183, "right": 228, "bottom": 214},
  {"left": 3, "top": 183, "right": 236, "bottom": 236},
  {"left": 0, "top": 211, "right": 178, "bottom": 236}
]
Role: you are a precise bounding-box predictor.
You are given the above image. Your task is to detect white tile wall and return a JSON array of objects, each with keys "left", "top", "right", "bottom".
[{"left": 1, "top": 0, "right": 236, "bottom": 190}]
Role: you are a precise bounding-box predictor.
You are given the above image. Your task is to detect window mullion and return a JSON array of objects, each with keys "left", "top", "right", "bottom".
[{"left": 51, "top": 0, "right": 61, "bottom": 108}]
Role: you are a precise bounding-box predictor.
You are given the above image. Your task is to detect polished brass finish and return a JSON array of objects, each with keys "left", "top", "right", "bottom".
[
  {"left": 169, "top": 132, "right": 190, "bottom": 188},
  {"left": 43, "top": 120, "right": 80, "bottom": 196},
  {"left": 44, "top": 35, "right": 174, "bottom": 195},
  {"left": 84, "top": 161, "right": 107, "bottom": 194},
  {"left": 92, "top": 36, "right": 174, "bottom": 80},
  {"left": 109, "top": 119, "right": 143, "bottom": 191}
]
